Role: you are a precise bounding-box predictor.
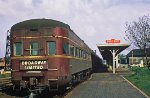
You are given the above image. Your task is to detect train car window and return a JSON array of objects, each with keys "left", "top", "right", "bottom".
[
  {"left": 75, "top": 48, "right": 79, "bottom": 57},
  {"left": 85, "top": 52, "right": 87, "bottom": 59},
  {"left": 80, "top": 50, "right": 82, "bottom": 58},
  {"left": 62, "top": 43, "right": 69, "bottom": 55},
  {"left": 89, "top": 54, "right": 91, "bottom": 60},
  {"left": 70, "top": 45, "right": 75, "bottom": 56},
  {"left": 82, "top": 51, "right": 84, "bottom": 58},
  {"left": 30, "top": 42, "right": 39, "bottom": 56},
  {"left": 79, "top": 49, "right": 81, "bottom": 58},
  {"left": 78, "top": 49, "right": 80, "bottom": 58},
  {"left": 81, "top": 50, "right": 84, "bottom": 58},
  {"left": 47, "top": 41, "right": 56, "bottom": 55},
  {"left": 86, "top": 53, "right": 88, "bottom": 59},
  {"left": 83, "top": 51, "right": 86, "bottom": 59},
  {"left": 80, "top": 50, "right": 83, "bottom": 58},
  {"left": 14, "top": 42, "right": 22, "bottom": 56},
  {"left": 87, "top": 54, "right": 90, "bottom": 60}
]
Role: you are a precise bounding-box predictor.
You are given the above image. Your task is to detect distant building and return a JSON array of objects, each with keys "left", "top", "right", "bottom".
[
  {"left": 118, "top": 54, "right": 127, "bottom": 64},
  {"left": 126, "top": 48, "right": 150, "bottom": 67}
]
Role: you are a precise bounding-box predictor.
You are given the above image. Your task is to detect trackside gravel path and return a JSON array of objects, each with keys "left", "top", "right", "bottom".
[{"left": 66, "top": 73, "right": 146, "bottom": 98}]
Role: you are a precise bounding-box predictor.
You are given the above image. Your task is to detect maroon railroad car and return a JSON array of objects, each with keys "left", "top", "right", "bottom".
[{"left": 7, "top": 19, "right": 101, "bottom": 92}]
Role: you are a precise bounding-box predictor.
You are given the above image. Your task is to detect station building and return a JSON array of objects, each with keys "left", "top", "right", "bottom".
[
  {"left": 97, "top": 39, "right": 129, "bottom": 73},
  {"left": 127, "top": 48, "right": 150, "bottom": 67}
]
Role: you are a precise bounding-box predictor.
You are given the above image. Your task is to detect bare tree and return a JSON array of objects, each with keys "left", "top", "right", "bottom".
[{"left": 125, "top": 15, "right": 150, "bottom": 68}]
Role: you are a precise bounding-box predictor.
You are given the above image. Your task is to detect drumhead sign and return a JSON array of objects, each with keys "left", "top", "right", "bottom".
[
  {"left": 20, "top": 60, "right": 48, "bottom": 70},
  {"left": 106, "top": 39, "right": 120, "bottom": 44}
]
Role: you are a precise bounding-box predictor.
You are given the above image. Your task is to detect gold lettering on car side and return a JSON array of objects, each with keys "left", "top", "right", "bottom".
[{"left": 20, "top": 60, "right": 48, "bottom": 70}]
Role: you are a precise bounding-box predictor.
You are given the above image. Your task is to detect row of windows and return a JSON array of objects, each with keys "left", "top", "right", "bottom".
[
  {"left": 14, "top": 42, "right": 55, "bottom": 56},
  {"left": 14, "top": 42, "right": 91, "bottom": 59},
  {"left": 62, "top": 43, "right": 91, "bottom": 59}
]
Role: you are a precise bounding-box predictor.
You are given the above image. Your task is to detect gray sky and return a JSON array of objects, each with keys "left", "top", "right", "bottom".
[{"left": 0, "top": 0, "right": 150, "bottom": 58}]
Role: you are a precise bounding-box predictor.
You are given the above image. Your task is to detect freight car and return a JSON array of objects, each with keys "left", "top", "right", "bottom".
[{"left": 6, "top": 19, "right": 102, "bottom": 93}]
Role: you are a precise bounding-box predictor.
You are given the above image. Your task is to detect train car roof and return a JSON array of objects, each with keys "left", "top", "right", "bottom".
[
  {"left": 11, "top": 19, "right": 96, "bottom": 55},
  {"left": 11, "top": 19, "right": 70, "bottom": 30}
]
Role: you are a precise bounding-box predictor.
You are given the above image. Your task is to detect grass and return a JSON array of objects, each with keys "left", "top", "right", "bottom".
[
  {"left": 126, "top": 67, "right": 150, "bottom": 96},
  {"left": 0, "top": 73, "right": 11, "bottom": 78}
]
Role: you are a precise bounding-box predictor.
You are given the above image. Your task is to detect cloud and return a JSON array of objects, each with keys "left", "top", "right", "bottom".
[{"left": 0, "top": 0, "right": 150, "bottom": 57}]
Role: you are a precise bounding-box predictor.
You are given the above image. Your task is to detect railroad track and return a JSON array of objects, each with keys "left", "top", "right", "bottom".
[
  {"left": 0, "top": 76, "right": 90, "bottom": 98},
  {"left": 0, "top": 77, "right": 12, "bottom": 90}
]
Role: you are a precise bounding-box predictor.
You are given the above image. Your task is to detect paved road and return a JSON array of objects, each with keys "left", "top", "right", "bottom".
[{"left": 66, "top": 73, "right": 146, "bottom": 98}]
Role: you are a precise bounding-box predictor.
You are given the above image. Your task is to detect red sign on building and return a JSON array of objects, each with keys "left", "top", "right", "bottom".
[{"left": 106, "top": 39, "right": 120, "bottom": 43}]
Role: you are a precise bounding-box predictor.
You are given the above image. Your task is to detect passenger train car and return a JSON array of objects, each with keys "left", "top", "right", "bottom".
[{"left": 7, "top": 19, "right": 102, "bottom": 92}]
